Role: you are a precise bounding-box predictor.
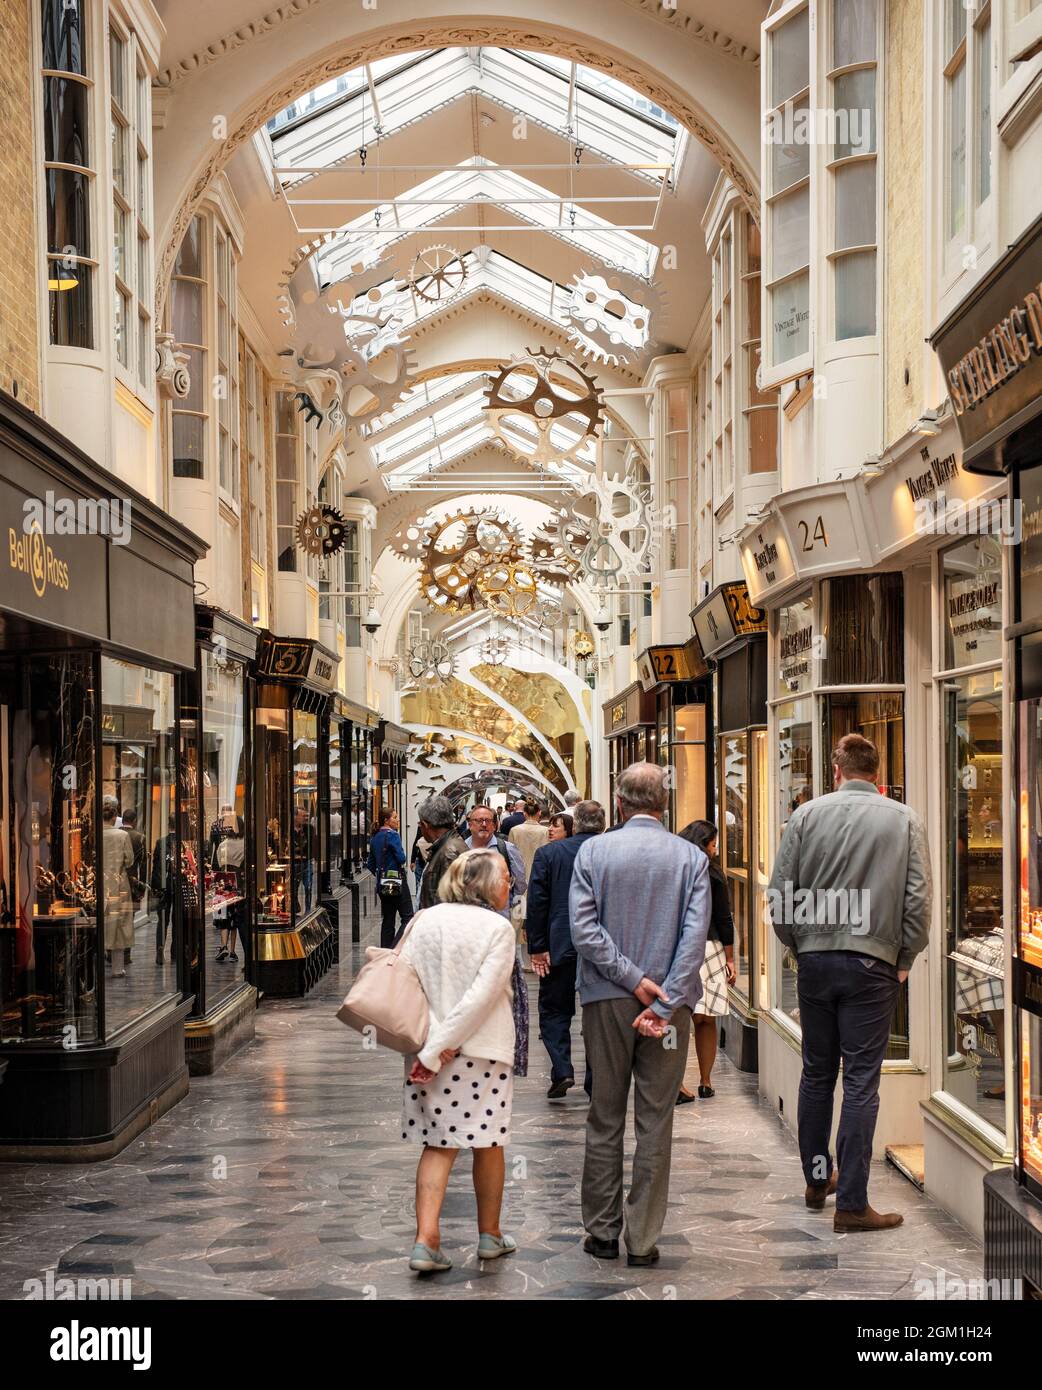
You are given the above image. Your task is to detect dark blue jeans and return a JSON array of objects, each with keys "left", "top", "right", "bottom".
[
  {"left": 796, "top": 951, "right": 900, "bottom": 1212},
  {"left": 538, "top": 956, "right": 590, "bottom": 1091}
]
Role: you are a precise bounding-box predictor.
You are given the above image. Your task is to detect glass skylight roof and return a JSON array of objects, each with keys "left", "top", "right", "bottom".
[
  {"left": 312, "top": 159, "right": 658, "bottom": 279},
  {"left": 270, "top": 48, "right": 681, "bottom": 183}
]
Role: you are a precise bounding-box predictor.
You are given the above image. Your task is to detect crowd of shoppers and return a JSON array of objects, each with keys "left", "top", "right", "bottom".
[{"left": 354, "top": 731, "right": 930, "bottom": 1272}]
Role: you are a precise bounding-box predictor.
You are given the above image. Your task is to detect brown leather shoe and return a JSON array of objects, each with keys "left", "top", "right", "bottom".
[
  {"left": 834, "top": 1205, "right": 904, "bottom": 1233},
  {"left": 804, "top": 1171, "right": 838, "bottom": 1210}
]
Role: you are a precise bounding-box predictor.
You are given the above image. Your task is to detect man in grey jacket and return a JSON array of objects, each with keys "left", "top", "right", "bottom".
[
  {"left": 570, "top": 762, "right": 710, "bottom": 1266},
  {"left": 768, "top": 733, "right": 931, "bottom": 1233}
]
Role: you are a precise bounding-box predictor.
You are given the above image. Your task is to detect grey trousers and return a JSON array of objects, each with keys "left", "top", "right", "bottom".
[{"left": 581, "top": 997, "right": 692, "bottom": 1255}]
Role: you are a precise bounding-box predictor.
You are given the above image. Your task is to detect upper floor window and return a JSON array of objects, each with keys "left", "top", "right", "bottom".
[
  {"left": 828, "top": 0, "right": 879, "bottom": 341},
  {"left": 170, "top": 213, "right": 241, "bottom": 487},
  {"left": 742, "top": 217, "right": 779, "bottom": 471},
  {"left": 109, "top": 22, "right": 152, "bottom": 390},
  {"left": 170, "top": 217, "right": 207, "bottom": 478},
  {"left": 663, "top": 384, "right": 690, "bottom": 572},
  {"left": 42, "top": 0, "right": 95, "bottom": 349},
  {"left": 242, "top": 340, "right": 266, "bottom": 563},
  {"left": 762, "top": 1, "right": 812, "bottom": 381},
  {"left": 944, "top": 0, "right": 992, "bottom": 256}
]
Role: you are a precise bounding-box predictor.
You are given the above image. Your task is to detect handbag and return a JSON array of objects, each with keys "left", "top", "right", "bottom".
[
  {"left": 336, "top": 910, "right": 429, "bottom": 1053},
  {"left": 377, "top": 832, "right": 402, "bottom": 897}
]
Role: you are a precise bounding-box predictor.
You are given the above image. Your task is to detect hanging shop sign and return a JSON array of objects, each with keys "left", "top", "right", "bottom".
[
  {"left": 691, "top": 581, "right": 766, "bottom": 660},
  {"left": 635, "top": 638, "right": 708, "bottom": 692},
  {"left": 601, "top": 681, "right": 655, "bottom": 737},
  {"left": 739, "top": 481, "right": 873, "bottom": 607},
  {"left": 258, "top": 633, "right": 340, "bottom": 692},
  {"left": 741, "top": 512, "right": 796, "bottom": 605},
  {"left": 932, "top": 209, "right": 1042, "bottom": 474}
]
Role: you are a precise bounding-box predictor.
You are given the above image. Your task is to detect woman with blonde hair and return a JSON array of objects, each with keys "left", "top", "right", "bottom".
[{"left": 398, "top": 848, "right": 528, "bottom": 1273}]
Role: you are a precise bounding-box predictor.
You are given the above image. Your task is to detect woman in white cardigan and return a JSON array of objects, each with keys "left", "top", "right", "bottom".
[{"left": 398, "top": 848, "right": 517, "bottom": 1274}]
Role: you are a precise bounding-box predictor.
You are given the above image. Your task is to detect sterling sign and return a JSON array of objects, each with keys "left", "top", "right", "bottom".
[{"left": 932, "top": 208, "right": 1042, "bottom": 473}]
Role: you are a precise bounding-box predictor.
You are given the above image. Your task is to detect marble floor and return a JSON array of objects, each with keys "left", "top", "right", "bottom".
[{"left": 0, "top": 903, "right": 982, "bottom": 1301}]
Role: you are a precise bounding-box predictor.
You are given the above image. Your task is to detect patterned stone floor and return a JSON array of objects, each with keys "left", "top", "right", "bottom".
[{"left": 0, "top": 901, "right": 982, "bottom": 1301}]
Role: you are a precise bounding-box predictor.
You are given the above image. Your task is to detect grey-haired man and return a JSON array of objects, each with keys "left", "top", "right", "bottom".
[{"left": 416, "top": 795, "right": 467, "bottom": 910}]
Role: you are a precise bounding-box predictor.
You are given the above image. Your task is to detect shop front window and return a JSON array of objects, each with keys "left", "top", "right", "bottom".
[
  {"left": 100, "top": 656, "right": 178, "bottom": 1033},
  {"left": 821, "top": 691, "right": 905, "bottom": 800},
  {"left": 943, "top": 669, "right": 1004, "bottom": 1128},
  {"left": 673, "top": 702, "right": 707, "bottom": 831},
  {"left": 776, "top": 697, "right": 814, "bottom": 1020},
  {"left": 720, "top": 731, "right": 750, "bottom": 1001},
  {"left": 201, "top": 651, "right": 247, "bottom": 1007},
  {"left": 255, "top": 692, "right": 290, "bottom": 925},
  {"left": 0, "top": 653, "right": 98, "bottom": 1043},
  {"left": 328, "top": 718, "right": 344, "bottom": 890},
  {"left": 1016, "top": 653, "right": 1042, "bottom": 1190},
  {"left": 293, "top": 711, "right": 319, "bottom": 918}
]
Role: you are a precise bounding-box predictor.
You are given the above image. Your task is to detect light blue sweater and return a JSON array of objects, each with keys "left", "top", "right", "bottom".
[{"left": 569, "top": 817, "right": 711, "bottom": 1018}]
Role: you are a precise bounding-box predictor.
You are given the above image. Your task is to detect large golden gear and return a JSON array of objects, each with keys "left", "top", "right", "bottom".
[
  {"left": 475, "top": 560, "right": 539, "bottom": 619},
  {"left": 419, "top": 509, "right": 525, "bottom": 612},
  {"left": 483, "top": 348, "right": 603, "bottom": 465}
]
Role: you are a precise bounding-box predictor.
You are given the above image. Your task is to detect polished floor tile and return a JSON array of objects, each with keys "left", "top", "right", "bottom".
[{"left": 0, "top": 901, "right": 982, "bottom": 1301}]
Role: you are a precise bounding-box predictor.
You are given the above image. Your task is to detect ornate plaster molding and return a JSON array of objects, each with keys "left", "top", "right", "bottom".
[
  {"left": 157, "top": 0, "right": 757, "bottom": 90},
  {"left": 156, "top": 22, "right": 759, "bottom": 315},
  {"left": 618, "top": 0, "right": 758, "bottom": 66}
]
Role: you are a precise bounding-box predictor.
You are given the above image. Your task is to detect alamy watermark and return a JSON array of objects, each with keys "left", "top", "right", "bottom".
[
  {"left": 766, "top": 881, "right": 871, "bottom": 931},
  {"left": 763, "top": 102, "right": 873, "bottom": 154},
  {"left": 21, "top": 490, "right": 132, "bottom": 546},
  {"left": 914, "top": 490, "right": 1021, "bottom": 544}
]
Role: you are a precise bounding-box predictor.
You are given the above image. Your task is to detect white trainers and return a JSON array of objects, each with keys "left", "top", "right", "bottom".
[
  {"left": 477, "top": 1232, "right": 517, "bottom": 1260},
  {"left": 408, "top": 1243, "right": 452, "bottom": 1273}
]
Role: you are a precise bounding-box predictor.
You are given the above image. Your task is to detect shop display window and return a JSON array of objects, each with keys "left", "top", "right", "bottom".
[
  {"left": 776, "top": 697, "right": 814, "bottom": 1021},
  {"left": 200, "top": 651, "right": 248, "bottom": 1008},
  {"left": 328, "top": 718, "right": 344, "bottom": 891},
  {"left": 720, "top": 731, "right": 750, "bottom": 1000},
  {"left": 821, "top": 572, "right": 903, "bottom": 686},
  {"left": 0, "top": 653, "right": 99, "bottom": 1043},
  {"left": 1017, "top": 665, "right": 1042, "bottom": 1192},
  {"left": 101, "top": 657, "right": 179, "bottom": 1032},
  {"left": 254, "top": 686, "right": 321, "bottom": 928},
  {"left": 672, "top": 703, "right": 707, "bottom": 831},
  {"left": 943, "top": 668, "right": 1004, "bottom": 1128}
]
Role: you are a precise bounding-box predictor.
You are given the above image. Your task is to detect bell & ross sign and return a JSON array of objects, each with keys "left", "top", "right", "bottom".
[{"left": 9, "top": 518, "right": 70, "bottom": 598}]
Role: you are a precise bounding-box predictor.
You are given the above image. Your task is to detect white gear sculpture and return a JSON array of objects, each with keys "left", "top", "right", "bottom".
[
  {"left": 565, "top": 270, "right": 655, "bottom": 366},
  {"left": 407, "top": 640, "right": 457, "bottom": 684},
  {"left": 572, "top": 473, "right": 653, "bottom": 580}
]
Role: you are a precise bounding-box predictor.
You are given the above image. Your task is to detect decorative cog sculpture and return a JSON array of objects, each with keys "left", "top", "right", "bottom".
[
  {"left": 276, "top": 254, "right": 416, "bottom": 422},
  {"left": 531, "top": 596, "right": 564, "bottom": 630},
  {"left": 475, "top": 560, "right": 539, "bottom": 619},
  {"left": 480, "top": 635, "right": 512, "bottom": 667},
  {"left": 407, "top": 639, "right": 457, "bottom": 684},
  {"left": 572, "top": 630, "right": 596, "bottom": 660},
  {"left": 410, "top": 245, "right": 468, "bottom": 303},
  {"left": 569, "top": 474, "right": 653, "bottom": 582},
  {"left": 295, "top": 504, "right": 349, "bottom": 557},
  {"left": 528, "top": 508, "right": 592, "bottom": 583},
  {"left": 565, "top": 265, "right": 661, "bottom": 367},
  {"left": 419, "top": 509, "right": 526, "bottom": 612},
  {"left": 484, "top": 348, "right": 603, "bottom": 466},
  {"left": 388, "top": 516, "right": 436, "bottom": 561}
]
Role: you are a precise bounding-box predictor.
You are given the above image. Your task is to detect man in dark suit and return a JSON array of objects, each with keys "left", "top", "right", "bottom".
[
  {"left": 416, "top": 794, "right": 467, "bottom": 910},
  {"left": 526, "top": 800, "right": 606, "bottom": 1098},
  {"left": 499, "top": 799, "right": 527, "bottom": 838}
]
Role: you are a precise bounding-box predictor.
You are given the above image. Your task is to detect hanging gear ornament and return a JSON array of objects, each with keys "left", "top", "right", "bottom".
[
  {"left": 565, "top": 267, "right": 659, "bottom": 367},
  {"left": 410, "top": 245, "right": 468, "bottom": 303},
  {"left": 295, "top": 504, "right": 349, "bottom": 557},
  {"left": 419, "top": 508, "right": 526, "bottom": 612},
  {"left": 407, "top": 639, "right": 457, "bottom": 684},
  {"left": 484, "top": 348, "right": 603, "bottom": 465},
  {"left": 475, "top": 560, "right": 539, "bottom": 619}
]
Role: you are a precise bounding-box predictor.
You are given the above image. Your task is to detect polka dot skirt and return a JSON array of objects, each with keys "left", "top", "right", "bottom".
[{"left": 401, "top": 1054, "right": 514, "bottom": 1149}]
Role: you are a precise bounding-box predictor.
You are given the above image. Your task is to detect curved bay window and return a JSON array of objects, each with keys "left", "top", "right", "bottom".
[{"left": 42, "top": 0, "right": 95, "bottom": 348}]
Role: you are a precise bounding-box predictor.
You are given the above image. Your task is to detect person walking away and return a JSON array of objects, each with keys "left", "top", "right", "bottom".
[
  {"left": 369, "top": 806, "right": 415, "bottom": 948},
  {"left": 768, "top": 733, "right": 930, "bottom": 1233},
  {"left": 547, "top": 812, "right": 573, "bottom": 841},
  {"left": 465, "top": 805, "right": 527, "bottom": 922},
  {"left": 410, "top": 826, "right": 432, "bottom": 894},
  {"left": 416, "top": 795, "right": 467, "bottom": 909},
  {"left": 499, "top": 799, "right": 527, "bottom": 838},
  {"left": 570, "top": 763, "right": 710, "bottom": 1266},
  {"left": 527, "top": 800, "right": 604, "bottom": 1098},
  {"left": 102, "top": 797, "right": 135, "bottom": 978},
  {"left": 675, "top": 820, "right": 736, "bottom": 1103},
  {"left": 398, "top": 849, "right": 521, "bottom": 1273},
  {"left": 563, "top": 789, "right": 582, "bottom": 810},
  {"left": 508, "top": 799, "right": 548, "bottom": 921}
]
